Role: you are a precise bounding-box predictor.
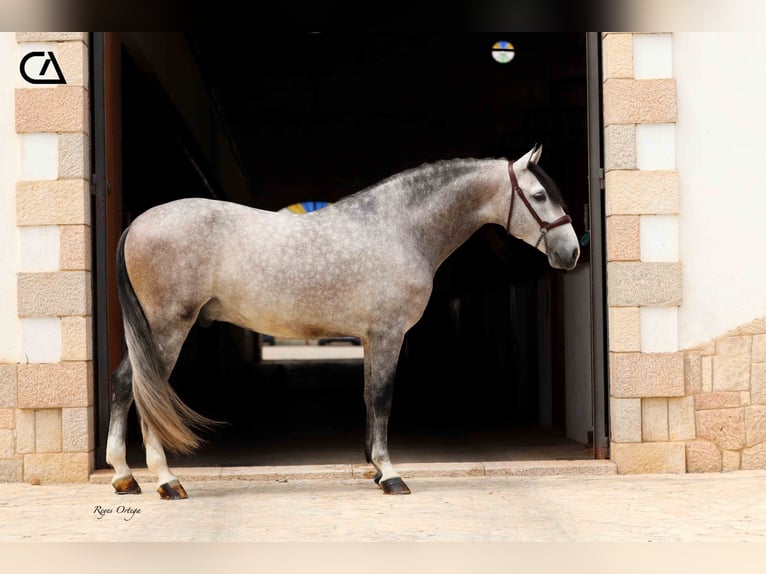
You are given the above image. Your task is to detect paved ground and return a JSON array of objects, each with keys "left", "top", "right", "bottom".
[{"left": 2, "top": 466, "right": 766, "bottom": 542}]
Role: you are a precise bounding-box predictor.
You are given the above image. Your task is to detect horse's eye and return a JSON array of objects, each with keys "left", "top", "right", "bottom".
[{"left": 532, "top": 192, "right": 546, "bottom": 202}]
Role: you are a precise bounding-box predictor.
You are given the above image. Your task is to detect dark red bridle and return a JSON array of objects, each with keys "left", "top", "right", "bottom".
[{"left": 505, "top": 160, "right": 572, "bottom": 249}]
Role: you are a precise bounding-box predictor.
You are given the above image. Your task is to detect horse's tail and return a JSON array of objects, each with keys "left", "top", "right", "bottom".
[{"left": 116, "top": 227, "right": 215, "bottom": 456}]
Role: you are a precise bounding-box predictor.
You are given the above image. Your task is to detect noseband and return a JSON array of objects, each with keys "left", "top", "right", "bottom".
[{"left": 505, "top": 160, "right": 572, "bottom": 250}]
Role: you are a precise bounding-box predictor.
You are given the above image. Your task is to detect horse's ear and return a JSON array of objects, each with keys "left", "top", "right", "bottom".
[{"left": 516, "top": 144, "right": 543, "bottom": 169}]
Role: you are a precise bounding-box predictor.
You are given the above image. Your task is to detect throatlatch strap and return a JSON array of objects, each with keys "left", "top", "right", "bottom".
[{"left": 506, "top": 160, "right": 572, "bottom": 239}]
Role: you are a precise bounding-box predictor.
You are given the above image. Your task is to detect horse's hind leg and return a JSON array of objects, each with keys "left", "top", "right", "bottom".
[
  {"left": 140, "top": 318, "right": 197, "bottom": 500},
  {"left": 107, "top": 346, "right": 186, "bottom": 499},
  {"left": 106, "top": 355, "right": 142, "bottom": 494},
  {"left": 144, "top": 424, "right": 187, "bottom": 499},
  {"left": 364, "top": 331, "right": 411, "bottom": 495}
]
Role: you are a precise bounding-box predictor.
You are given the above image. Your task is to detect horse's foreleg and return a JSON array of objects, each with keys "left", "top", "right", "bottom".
[
  {"left": 106, "top": 356, "right": 142, "bottom": 494},
  {"left": 364, "top": 333, "right": 410, "bottom": 495}
]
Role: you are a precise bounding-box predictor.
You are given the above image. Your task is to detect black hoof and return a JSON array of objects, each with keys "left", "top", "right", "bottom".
[
  {"left": 157, "top": 479, "right": 188, "bottom": 500},
  {"left": 373, "top": 470, "right": 383, "bottom": 485},
  {"left": 381, "top": 477, "right": 411, "bottom": 495},
  {"left": 113, "top": 475, "right": 142, "bottom": 495}
]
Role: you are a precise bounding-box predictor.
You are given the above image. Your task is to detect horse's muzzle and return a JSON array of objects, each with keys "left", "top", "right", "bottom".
[{"left": 549, "top": 245, "right": 580, "bottom": 271}]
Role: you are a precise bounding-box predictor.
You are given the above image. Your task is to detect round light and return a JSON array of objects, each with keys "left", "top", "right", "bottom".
[{"left": 492, "top": 40, "right": 515, "bottom": 64}]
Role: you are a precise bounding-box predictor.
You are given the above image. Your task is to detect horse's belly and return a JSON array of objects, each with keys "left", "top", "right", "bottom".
[{"left": 207, "top": 287, "right": 363, "bottom": 340}]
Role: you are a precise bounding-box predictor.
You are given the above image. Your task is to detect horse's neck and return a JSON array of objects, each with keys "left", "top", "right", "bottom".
[{"left": 402, "top": 160, "right": 509, "bottom": 270}]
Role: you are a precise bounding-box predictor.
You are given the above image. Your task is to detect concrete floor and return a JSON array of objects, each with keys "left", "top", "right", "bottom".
[
  {"left": 120, "top": 355, "right": 594, "bottom": 469},
  {"left": 4, "top": 468, "right": 766, "bottom": 543}
]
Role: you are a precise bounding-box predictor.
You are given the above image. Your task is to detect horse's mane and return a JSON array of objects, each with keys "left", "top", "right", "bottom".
[
  {"left": 335, "top": 157, "right": 567, "bottom": 210},
  {"left": 527, "top": 161, "right": 568, "bottom": 211},
  {"left": 336, "top": 158, "right": 496, "bottom": 207}
]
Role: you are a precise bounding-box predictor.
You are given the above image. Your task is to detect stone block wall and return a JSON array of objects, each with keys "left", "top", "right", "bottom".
[
  {"left": 684, "top": 321, "right": 766, "bottom": 472},
  {"left": 0, "top": 32, "right": 93, "bottom": 483},
  {"left": 603, "top": 32, "right": 766, "bottom": 475},
  {"left": 604, "top": 32, "right": 688, "bottom": 473}
]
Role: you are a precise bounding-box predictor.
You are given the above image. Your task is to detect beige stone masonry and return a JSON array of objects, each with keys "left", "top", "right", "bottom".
[
  {"left": 610, "top": 352, "right": 684, "bottom": 398},
  {"left": 611, "top": 442, "right": 685, "bottom": 474},
  {"left": 17, "top": 272, "right": 91, "bottom": 317},
  {"left": 16, "top": 87, "right": 88, "bottom": 133},
  {"left": 0, "top": 365, "right": 17, "bottom": 408},
  {"left": 753, "top": 334, "right": 766, "bottom": 362},
  {"left": 684, "top": 352, "right": 702, "bottom": 395},
  {"left": 745, "top": 406, "right": 766, "bottom": 447},
  {"left": 602, "top": 34, "right": 633, "bottom": 79},
  {"left": 15, "top": 409, "right": 35, "bottom": 454},
  {"left": 4, "top": 32, "right": 93, "bottom": 484},
  {"left": 608, "top": 307, "right": 641, "bottom": 352},
  {"left": 737, "top": 318, "right": 766, "bottom": 336},
  {"left": 695, "top": 392, "right": 742, "bottom": 410},
  {"left": 606, "top": 215, "right": 640, "bottom": 261},
  {"left": 56, "top": 41, "right": 88, "bottom": 89},
  {"left": 607, "top": 262, "right": 682, "bottom": 307},
  {"left": 62, "top": 407, "right": 92, "bottom": 452},
  {"left": 751, "top": 363, "right": 766, "bottom": 404},
  {"left": 605, "top": 170, "right": 679, "bottom": 216},
  {"left": 600, "top": 33, "right": 683, "bottom": 475},
  {"left": 0, "top": 409, "right": 14, "bottom": 429},
  {"left": 0, "top": 430, "right": 13, "bottom": 458},
  {"left": 742, "top": 443, "right": 766, "bottom": 470},
  {"left": 603, "top": 79, "right": 677, "bottom": 125},
  {"left": 58, "top": 133, "right": 89, "bottom": 179},
  {"left": 17, "top": 362, "right": 91, "bottom": 409},
  {"left": 24, "top": 452, "right": 91, "bottom": 483},
  {"left": 59, "top": 225, "right": 91, "bottom": 271},
  {"left": 693, "top": 339, "right": 716, "bottom": 355},
  {"left": 696, "top": 408, "right": 745, "bottom": 450},
  {"left": 604, "top": 124, "right": 636, "bottom": 170},
  {"left": 668, "top": 396, "right": 695, "bottom": 441},
  {"left": 61, "top": 316, "right": 92, "bottom": 362},
  {"left": 16, "top": 33, "right": 88, "bottom": 42},
  {"left": 713, "top": 336, "right": 751, "bottom": 391},
  {"left": 702, "top": 356, "right": 713, "bottom": 392},
  {"left": 685, "top": 440, "right": 721, "bottom": 473},
  {"left": 35, "top": 409, "right": 62, "bottom": 452},
  {"left": 610, "top": 398, "right": 642, "bottom": 443},
  {"left": 642, "top": 398, "right": 669, "bottom": 441},
  {"left": 0, "top": 460, "right": 22, "bottom": 482},
  {"left": 16, "top": 180, "right": 90, "bottom": 226},
  {"left": 723, "top": 450, "right": 741, "bottom": 471}
]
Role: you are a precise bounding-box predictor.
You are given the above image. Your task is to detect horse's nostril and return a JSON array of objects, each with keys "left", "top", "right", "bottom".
[{"left": 572, "top": 247, "right": 580, "bottom": 260}]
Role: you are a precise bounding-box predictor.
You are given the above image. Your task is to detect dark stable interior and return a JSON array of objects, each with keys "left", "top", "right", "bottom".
[{"left": 116, "top": 33, "right": 591, "bottom": 466}]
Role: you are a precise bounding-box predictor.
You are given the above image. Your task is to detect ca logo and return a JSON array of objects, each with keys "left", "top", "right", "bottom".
[{"left": 20, "top": 51, "right": 67, "bottom": 85}]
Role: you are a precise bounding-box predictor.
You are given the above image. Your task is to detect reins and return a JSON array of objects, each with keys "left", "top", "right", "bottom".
[{"left": 506, "top": 160, "right": 572, "bottom": 250}]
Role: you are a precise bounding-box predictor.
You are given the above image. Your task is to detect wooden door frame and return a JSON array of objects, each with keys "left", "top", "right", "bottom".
[
  {"left": 92, "top": 32, "right": 124, "bottom": 468},
  {"left": 586, "top": 32, "right": 609, "bottom": 459}
]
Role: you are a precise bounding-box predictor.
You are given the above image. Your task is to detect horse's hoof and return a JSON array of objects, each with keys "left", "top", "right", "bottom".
[
  {"left": 373, "top": 470, "right": 383, "bottom": 485},
  {"left": 112, "top": 475, "right": 142, "bottom": 495},
  {"left": 380, "top": 477, "right": 411, "bottom": 495},
  {"left": 157, "top": 480, "right": 188, "bottom": 500}
]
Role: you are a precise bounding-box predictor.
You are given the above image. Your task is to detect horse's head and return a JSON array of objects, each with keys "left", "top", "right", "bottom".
[{"left": 506, "top": 145, "right": 580, "bottom": 271}]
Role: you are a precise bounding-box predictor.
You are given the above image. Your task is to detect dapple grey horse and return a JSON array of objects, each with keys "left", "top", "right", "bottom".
[{"left": 106, "top": 144, "right": 579, "bottom": 499}]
